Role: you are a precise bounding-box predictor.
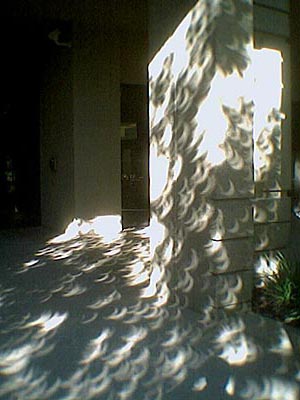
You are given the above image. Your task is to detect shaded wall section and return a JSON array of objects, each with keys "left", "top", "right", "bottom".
[
  {"left": 254, "top": 0, "right": 290, "bottom": 37},
  {"left": 1, "top": 1, "right": 145, "bottom": 230},
  {"left": 290, "top": 1, "right": 300, "bottom": 202},
  {"left": 120, "top": 30, "right": 148, "bottom": 85},
  {"left": 73, "top": 22, "right": 121, "bottom": 219},
  {"left": 0, "top": 19, "right": 42, "bottom": 227},
  {"left": 40, "top": 36, "right": 74, "bottom": 230}
]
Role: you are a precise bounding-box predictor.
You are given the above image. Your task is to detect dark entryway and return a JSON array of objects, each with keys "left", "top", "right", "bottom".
[
  {"left": 120, "top": 84, "right": 149, "bottom": 228},
  {"left": 0, "top": 19, "right": 49, "bottom": 228}
]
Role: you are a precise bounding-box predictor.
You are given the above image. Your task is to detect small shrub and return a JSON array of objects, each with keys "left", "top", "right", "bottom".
[{"left": 254, "top": 252, "right": 300, "bottom": 325}]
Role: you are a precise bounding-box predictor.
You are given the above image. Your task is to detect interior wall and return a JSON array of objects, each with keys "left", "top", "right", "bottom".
[
  {"left": 40, "top": 39, "right": 74, "bottom": 230},
  {"left": 73, "top": 21, "right": 121, "bottom": 219},
  {"left": 120, "top": 30, "right": 148, "bottom": 85}
]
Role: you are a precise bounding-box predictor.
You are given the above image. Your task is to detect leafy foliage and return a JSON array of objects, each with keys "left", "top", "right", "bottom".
[{"left": 255, "top": 252, "right": 300, "bottom": 325}]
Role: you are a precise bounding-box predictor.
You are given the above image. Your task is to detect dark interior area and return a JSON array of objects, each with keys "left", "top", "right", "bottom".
[
  {"left": 0, "top": 16, "right": 150, "bottom": 231},
  {"left": 0, "top": 18, "right": 72, "bottom": 229},
  {"left": 0, "top": 19, "right": 44, "bottom": 228},
  {"left": 121, "top": 84, "right": 149, "bottom": 228}
]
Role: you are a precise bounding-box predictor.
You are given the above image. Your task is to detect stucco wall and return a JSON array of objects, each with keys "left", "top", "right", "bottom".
[
  {"left": 148, "top": 0, "right": 255, "bottom": 312},
  {"left": 148, "top": 0, "right": 291, "bottom": 312},
  {"left": 253, "top": 1, "right": 292, "bottom": 273}
]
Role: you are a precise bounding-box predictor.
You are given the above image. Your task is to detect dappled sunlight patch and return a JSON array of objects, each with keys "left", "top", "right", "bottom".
[
  {"left": 48, "top": 218, "right": 82, "bottom": 244},
  {"left": 253, "top": 48, "right": 284, "bottom": 189},
  {"left": 62, "top": 283, "right": 87, "bottom": 297},
  {"left": 141, "top": 264, "right": 164, "bottom": 298},
  {"left": 218, "top": 333, "right": 257, "bottom": 366},
  {"left": 87, "top": 289, "right": 121, "bottom": 310},
  {"left": 255, "top": 252, "right": 281, "bottom": 287},
  {"left": 105, "top": 307, "right": 128, "bottom": 321},
  {"left": 80, "top": 328, "right": 113, "bottom": 365},
  {"left": 0, "top": 220, "right": 299, "bottom": 398},
  {"left": 217, "top": 318, "right": 245, "bottom": 344},
  {"left": 140, "top": 214, "right": 167, "bottom": 259},
  {"left": 0, "top": 1, "right": 297, "bottom": 399},
  {"left": 124, "top": 261, "right": 150, "bottom": 287},
  {"left": 192, "top": 376, "right": 208, "bottom": 392},
  {"left": 149, "top": 143, "right": 171, "bottom": 203},
  {"left": 0, "top": 369, "right": 59, "bottom": 399},
  {"left": 241, "top": 377, "right": 300, "bottom": 400},
  {"left": 270, "top": 328, "right": 293, "bottom": 357},
  {"left": 205, "top": 239, "right": 229, "bottom": 273},
  {"left": 194, "top": 64, "right": 253, "bottom": 168},
  {"left": 217, "top": 275, "right": 244, "bottom": 309},
  {"left": 255, "top": 226, "right": 271, "bottom": 252},
  {"left": 22, "top": 312, "right": 68, "bottom": 334},
  {"left": 22, "top": 259, "right": 39, "bottom": 268},
  {"left": 49, "top": 215, "right": 122, "bottom": 245},
  {"left": 148, "top": 0, "right": 256, "bottom": 319},
  {"left": 0, "top": 344, "right": 34, "bottom": 375},
  {"left": 215, "top": 318, "right": 258, "bottom": 366},
  {"left": 225, "top": 376, "right": 236, "bottom": 396}
]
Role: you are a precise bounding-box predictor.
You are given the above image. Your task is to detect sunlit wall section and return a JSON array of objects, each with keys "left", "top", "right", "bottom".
[
  {"left": 252, "top": 40, "right": 292, "bottom": 281},
  {"left": 149, "top": 0, "right": 255, "bottom": 312},
  {"left": 253, "top": 49, "right": 283, "bottom": 190}
]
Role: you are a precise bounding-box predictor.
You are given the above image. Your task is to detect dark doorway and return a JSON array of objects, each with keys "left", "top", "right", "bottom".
[
  {"left": 0, "top": 19, "right": 44, "bottom": 228},
  {"left": 121, "top": 84, "right": 149, "bottom": 228}
]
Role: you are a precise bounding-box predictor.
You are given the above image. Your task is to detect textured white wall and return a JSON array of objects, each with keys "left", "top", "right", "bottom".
[
  {"left": 148, "top": 0, "right": 255, "bottom": 311},
  {"left": 148, "top": 0, "right": 291, "bottom": 312}
]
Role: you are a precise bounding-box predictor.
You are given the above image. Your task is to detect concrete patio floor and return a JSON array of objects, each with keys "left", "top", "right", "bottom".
[{"left": 0, "top": 224, "right": 299, "bottom": 399}]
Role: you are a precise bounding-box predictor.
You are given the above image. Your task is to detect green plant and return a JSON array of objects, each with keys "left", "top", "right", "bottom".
[{"left": 261, "top": 252, "right": 300, "bottom": 324}]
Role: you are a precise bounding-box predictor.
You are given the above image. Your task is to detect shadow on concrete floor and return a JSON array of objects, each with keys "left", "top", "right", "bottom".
[{"left": 0, "top": 224, "right": 299, "bottom": 399}]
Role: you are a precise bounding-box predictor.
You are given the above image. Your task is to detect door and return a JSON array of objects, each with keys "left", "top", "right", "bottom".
[{"left": 120, "top": 84, "right": 149, "bottom": 228}]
